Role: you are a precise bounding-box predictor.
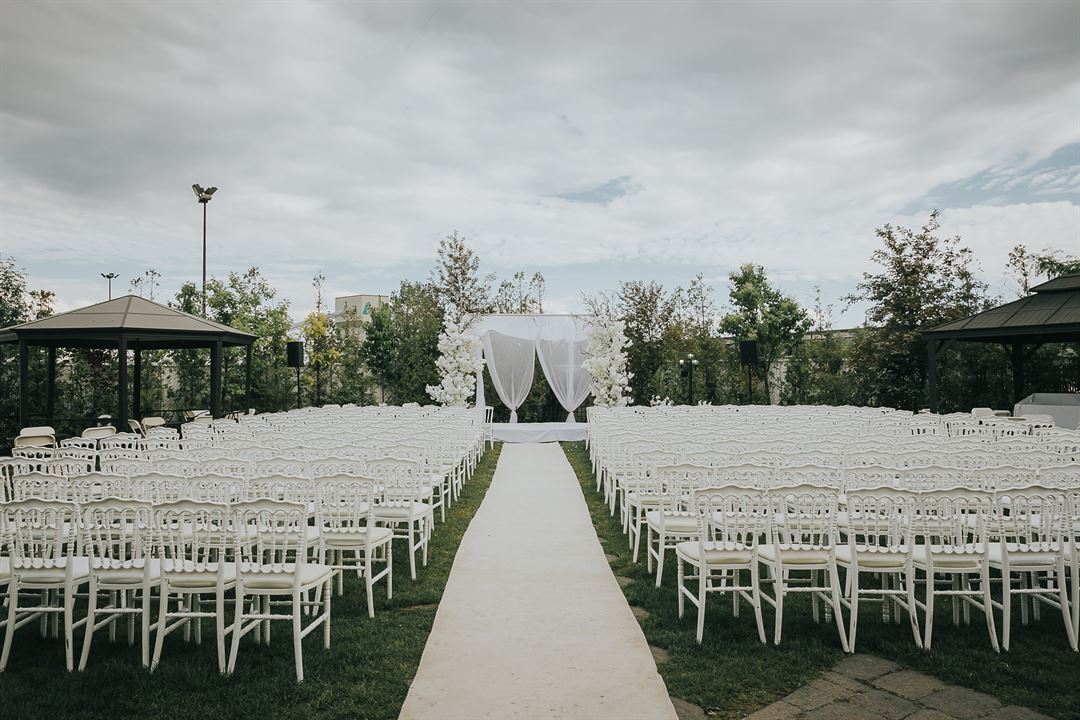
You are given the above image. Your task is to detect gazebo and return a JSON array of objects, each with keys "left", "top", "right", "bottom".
[
  {"left": 923, "top": 273, "right": 1080, "bottom": 412},
  {"left": 0, "top": 295, "right": 257, "bottom": 431}
]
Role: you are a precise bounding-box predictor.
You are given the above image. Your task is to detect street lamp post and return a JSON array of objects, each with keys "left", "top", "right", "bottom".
[
  {"left": 101, "top": 272, "right": 119, "bottom": 300},
  {"left": 678, "top": 352, "right": 700, "bottom": 405},
  {"left": 192, "top": 184, "right": 218, "bottom": 315}
]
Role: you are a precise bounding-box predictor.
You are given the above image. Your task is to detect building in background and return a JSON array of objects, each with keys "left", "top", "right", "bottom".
[{"left": 334, "top": 293, "right": 389, "bottom": 340}]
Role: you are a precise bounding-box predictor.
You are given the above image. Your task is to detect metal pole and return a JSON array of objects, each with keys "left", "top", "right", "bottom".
[
  {"left": 296, "top": 366, "right": 302, "bottom": 409},
  {"left": 18, "top": 339, "right": 30, "bottom": 429},
  {"left": 202, "top": 201, "right": 207, "bottom": 316},
  {"left": 245, "top": 344, "right": 253, "bottom": 412},
  {"left": 210, "top": 340, "right": 223, "bottom": 418},
  {"left": 118, "top": 338, "right": 128, "bottom": 430},
  {"left": 107, "top": 276, "right": 112, "bottom": 299},
  {"left": 689, "top": 361, "right": 694, "bottom": 405},
  {"left": 46, "top": 346, "right": 56, "bottom": 422}
]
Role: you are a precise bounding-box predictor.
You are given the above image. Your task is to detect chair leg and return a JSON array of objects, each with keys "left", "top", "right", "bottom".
[
  {"left": 773, "top": 571, "right": 785, "bottom": 646},
  {"left": 365, "top": 551, "right": 375, "bottom": 619},
  {"left": 751, "top": 561, "right": 766, "bottom": 644},
  {"left": 655, "top": 533, "right": 666, "bottom": 588},
  {"left": 141, "top": 584, "right": 152, "bottom": 668},
  {"left": 63, "top": 584, "right": 76, "bottom": 672},
  {"left": 323, "top": 579, "right": 332, "bottom": 649},
  {"left": 216, "top": 591, "right": 227, "bottom": 673},
  {"left": 677, "top": 558, "right": 685, "bottom": 619},
  {"left": 696, "top": 566, "right": 708, "bottom": 644},
  {"left": 847, "top": 569, "right": 859, "bottom": 654},
  {"left": 151, "top": 586, "right": 169, "bottom": 671},
  {"left": 924, "top": 574, "right": 936, "bottom": 650},
  {"left": 407, "top": 524, "right": 417, "bottom": 580},
  {"left": 829, "top": 567, "right": 849, "bottom": 653},
  {"left": 0, "top": 581, "right": 17, "bottom": 672},
  {"left": 227, "top": 589, "right": 244, "bottom": 675},
  {"left": 1056, "top": 564, "right": 1077, "bottom": 652},
  {"left": 1001, "top": 569, "right": 1012, "bottom": 652},
  {"left": 79, "top": 578, "right": 99, "bottom": 671},
  {"left": 981, "top": 568, "right": 1000, "bottom": 653},
  {"left": 292, "top": 592, "right": 304, "bottom": 683},
  {"left": 905, "top": 565, "right": 923, "bottom": 648}
]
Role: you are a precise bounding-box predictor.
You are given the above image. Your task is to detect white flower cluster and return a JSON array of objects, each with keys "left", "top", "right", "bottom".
[
  {"left": 650, "top": 395, "right": 673, "bottom": 407},
  {"left": 583, "top": 317, "right": 633, "bottom": 407},
  {"left": 426, "top": 317, "right": 483, "bottom": 407}
]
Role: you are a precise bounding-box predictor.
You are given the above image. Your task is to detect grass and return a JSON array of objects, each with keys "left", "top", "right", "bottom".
[
  {"left": 561, "top": 441, "right": 1080, "bottom": 720},
  {"left": 0, "top": 442, "right": 502, "bottom": 720}
]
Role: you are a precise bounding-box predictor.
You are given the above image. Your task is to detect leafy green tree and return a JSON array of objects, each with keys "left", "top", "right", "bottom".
[
  {"left": 331, "top": 306, "right": 376, "bottom": 405},
  {"left": 845, "top": 210, "right": 988, "bottom": 411},
  {"left": 719, "top": 264, "right": 811, "bottom": 402},
  {"left": 362, "top": 280, "right": 442, "bottom": 403},
  {"left": 430, "top": 231, "right": 492, "bottom": 321},
  {"left": 0, "top": 255, "right": 32, "bottom": 443}
]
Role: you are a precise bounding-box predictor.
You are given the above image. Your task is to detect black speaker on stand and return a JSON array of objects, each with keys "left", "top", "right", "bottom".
[
  {"left": 286, "top": 341, "right": 305, "bottom": 409},
  {"left": 739, "top": 339, "right": 758, "bottom": 404}
]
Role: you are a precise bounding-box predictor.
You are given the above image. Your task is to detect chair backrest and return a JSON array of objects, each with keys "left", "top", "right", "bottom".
[
  {"left": 316, "top": 477, "right": 376, "bottom": 534},
  {"left": 82, "top": 425, "right": 117, "bottom": 440},
  {"left": 2, "top": 499, "right": 77, "bottom": 567},
  {"left": 14, "top": 433, "right": 56, "bottom": 449},
  {"left": 990, "top": 485, "right": 1068, "bottom": 549},
  {"left": 909, "top": 487, "right": 994, "bottom": 547},
  {"left": 232, "top": 500, "right": 310, "bottom": 583},
  {"left": 768, "top": 483, "right": 840, "bottom": 549},
  {"left": 151, "top": 500, "right": 233, "bottom": 575},
  {"left": 844, "top": 486, "right": 915, "bottom": 552},
  {"left": 82, "top": 499, "right": 154, "bottom": 569},
  {"left": 694, "top": 485, "right": 768, "bottom": 547}
]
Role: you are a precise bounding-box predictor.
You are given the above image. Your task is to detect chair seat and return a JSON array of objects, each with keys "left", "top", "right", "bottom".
[
  {"left": 90, "top": 558, "right": 163, "bottom": 585},
  {"left": 645, "top": 510, "right": 700, "bottom": 534},
  {"left": 627, "top": 493, "right": 663, "bottom": 507},
  {"left": 374, "top": 503, "right": 432, "bottom": 519},
  {"left": 11, "top": 557, "right": 90, "bottom": 585},
  {"left": 987, "top": 543, "right": 1063, "bottom": 568},
  {"left": 163, "top": 561, "right": 238, "bottom": 589},
  {"left": 758, "top": 544, "right": 834, "bottom": 566},
  {"left": 241, "top": 563, "right": 335, "bottom": 591},
  {"left": 321, "top": 526, "right": 394, "bottom": 548},
  {"left": 912, "top": 545, "right": 986, "bottom": 570},
  {"left": 675, "top": 540, "right": 754, "bottom": 566},
  {"left": 836, "top": 545, "right": 910, "bottom": 569}
]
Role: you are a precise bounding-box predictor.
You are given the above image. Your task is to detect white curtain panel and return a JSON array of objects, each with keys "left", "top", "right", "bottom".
[
  {"left": 468, "top": 314, "right": 595, "bottom": 423},
  {"left": 534, "top": 317, "right": 591, "bottom": 422},
  {"left": 481, "top": 330, "right": 536, "bottom": 423}
]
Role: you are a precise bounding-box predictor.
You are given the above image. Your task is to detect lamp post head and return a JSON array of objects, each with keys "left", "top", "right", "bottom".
[
  {"left": 101, "top": 272, "right": 119, "bottom": 280},
  {"left": 192, "top": 183, "right": 218, "bottom": 203}
]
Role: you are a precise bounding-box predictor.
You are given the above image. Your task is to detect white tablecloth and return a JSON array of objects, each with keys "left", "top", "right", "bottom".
[{"left": 492, "top": 422, "right": 588, "bottom": 443}]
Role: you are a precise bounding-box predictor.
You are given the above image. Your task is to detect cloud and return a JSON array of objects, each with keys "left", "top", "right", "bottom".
[{"left": 1, "top": 1, "right": 1078, "bottom": 321}]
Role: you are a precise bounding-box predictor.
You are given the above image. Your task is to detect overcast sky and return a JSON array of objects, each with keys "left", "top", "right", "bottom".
[{"left": 1, "top": 1, "right": 1078, "bottom": 324}]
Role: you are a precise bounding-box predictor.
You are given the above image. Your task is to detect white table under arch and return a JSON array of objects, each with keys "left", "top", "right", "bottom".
[{"left": 466, "top": 314, "right": 594, "bottom": 442}]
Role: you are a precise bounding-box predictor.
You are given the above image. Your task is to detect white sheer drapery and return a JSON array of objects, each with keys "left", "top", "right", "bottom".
[
  {"left": 534, "top": 316, "right": 591, "bottom": 422},
  {"left": 467, "top": 314, "right": 594, "bottom": 423},
  {"left": 481, "top": 330, "right": 535, "bottom": 423}
]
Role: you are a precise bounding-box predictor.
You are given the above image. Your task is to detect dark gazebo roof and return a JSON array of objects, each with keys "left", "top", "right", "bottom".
[
  {"left": 924, "top": 273, "right": 1080, "bottom": 343},
  {"left": 0, "top": 295, "right": 257, "bottom": 348}
]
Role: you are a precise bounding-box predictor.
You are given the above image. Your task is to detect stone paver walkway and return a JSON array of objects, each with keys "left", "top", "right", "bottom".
[
  {"left": 400, "top": 443, "right": 677, "bottom": 720},
  {"left": 744, "top": 654, "right": 1053, "bottom": 720}
]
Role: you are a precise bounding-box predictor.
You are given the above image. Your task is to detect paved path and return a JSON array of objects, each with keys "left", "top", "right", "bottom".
[
  {"left": 743, "top": 654, "right": 1053, "bottom": 720},
  {"left": 400, "top": 443, "right": 677, "bottom": 720}
]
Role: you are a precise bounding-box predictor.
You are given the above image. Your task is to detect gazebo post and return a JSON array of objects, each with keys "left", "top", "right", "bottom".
[
  {"left": 46, "top": 345, "right": 56, "bottom": 423},
  {"left": 1010, "top": 341, "right": 1025, "bottom": 404},
  {"left": 133, "top": 342, "right": 142, "bottom": 420},
  {"left": 244, "top": 343, "right": 253, "bottom": 412},
  {"left": 926, "top": 340, "right": 938, "bottom": 414},
  {"left": 117, "top": 337, "right": 128, "bottom": 430},
  {"left": 210, "top": 340, "right": 223, "bottom": 418},
  {"left": 18, "top": 339, "right": 30, "bottom": 429}
]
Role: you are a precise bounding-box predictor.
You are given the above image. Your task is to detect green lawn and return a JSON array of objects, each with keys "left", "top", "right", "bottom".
[
  {"left": 0, "top": 443, "right": 502, "bottom": 720},
  {"left": 561, "top": 441, "right": 1080, "bottom": 720}
]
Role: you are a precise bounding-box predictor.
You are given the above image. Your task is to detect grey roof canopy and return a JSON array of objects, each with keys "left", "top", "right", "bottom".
[
  {"left": 0, "top": 295, "right": 257, "bottom": 432},
  {"left": 0, "top": 295, "right": 257, "bottom": 349},
  {"left": 922, "top": 273, "right": 1080, "bottom": 412}
]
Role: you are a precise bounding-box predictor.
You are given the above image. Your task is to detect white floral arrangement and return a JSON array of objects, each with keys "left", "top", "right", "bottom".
[
  {"left": 583, "top": 317, "right": 633, "bottom": 407},
  {"left": 426, "top": 317, "right": 483, "bottom": 407},
  {"left": 650, "top": 395, "right": 673, "bottom": 407}
]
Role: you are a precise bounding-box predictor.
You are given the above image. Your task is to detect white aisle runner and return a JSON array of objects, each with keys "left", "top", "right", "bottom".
[{"left": 399, "top": 443, "right": 677, "bottom": 720}]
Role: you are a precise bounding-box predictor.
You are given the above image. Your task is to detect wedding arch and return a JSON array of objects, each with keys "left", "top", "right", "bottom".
[{"left": 466, "top": 314, "right": 594, "bottom": 441}]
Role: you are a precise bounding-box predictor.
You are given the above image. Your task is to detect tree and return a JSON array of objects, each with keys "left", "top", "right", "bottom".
[
  {"left": 130, "top": 269, "right": 161, "bottom": 300},
  {"left": 613, "top": 280, "right": 687, "bottom": 403},
  {"left": 1006, "top": 244, "right": 1080, "bottom": 297},
  {"left": 719, "top": 264, "right": 811, "bottom": 402},
  {"left": 845, "top": 210, "right": 988, "bottom": 411},
  {"left": 362, "top": 280, "right": 443, "bottom": 403},
  {"left": 780, "top": 288, "right": 855, "bottom": 406},
  {"left": 430, "top": 231, "right": 492, "bottom": 321},
  {"left": 493, "top": 271, "right": 545, "bottom": 313},
  {"left": 0, "top": 255, "right": 31, "bottom": 444}
]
